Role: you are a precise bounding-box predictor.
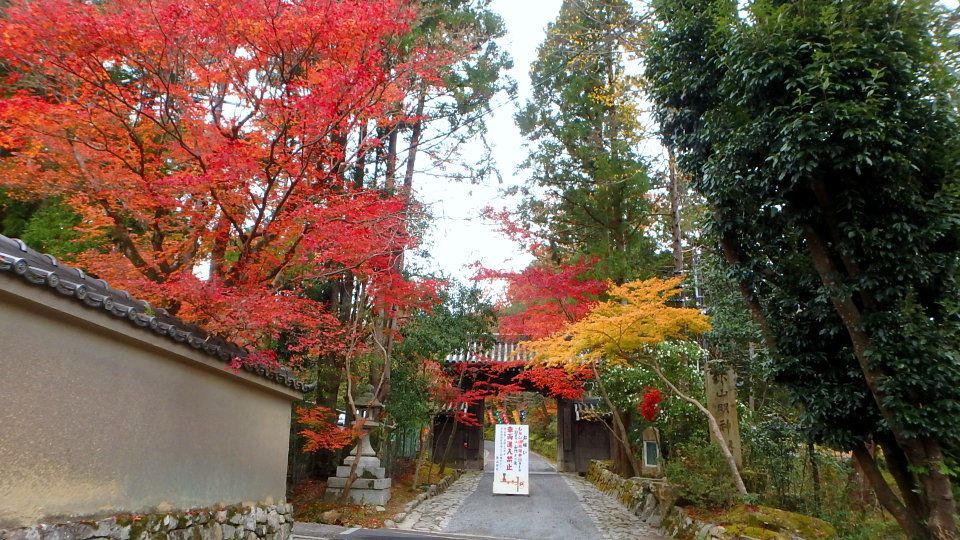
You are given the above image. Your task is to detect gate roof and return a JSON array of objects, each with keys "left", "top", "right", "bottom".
[{"left": 444, "top": 338, "right": 532, "bottom": 364}]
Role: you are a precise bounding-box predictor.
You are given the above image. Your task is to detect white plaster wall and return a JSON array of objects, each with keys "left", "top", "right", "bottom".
[{"left": 0, "top": 275, "right": 298, "bottom": 528}]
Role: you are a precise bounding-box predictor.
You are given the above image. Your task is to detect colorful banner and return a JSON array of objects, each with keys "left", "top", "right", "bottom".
[{"left": 493, "top": 424, "right": 529, "bottom": 495}]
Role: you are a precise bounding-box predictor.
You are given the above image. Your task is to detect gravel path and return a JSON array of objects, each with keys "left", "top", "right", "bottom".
[
  {"left": 563, "top": 473, "right": 667, "bottom": 540},
  {"left": 400, "top": 471, "right": 484, "bottom": 532}
]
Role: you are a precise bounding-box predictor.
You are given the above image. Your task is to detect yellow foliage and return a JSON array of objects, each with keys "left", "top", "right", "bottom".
[{"left": 524, "top": 277, "right": 710, "bottom": 368}]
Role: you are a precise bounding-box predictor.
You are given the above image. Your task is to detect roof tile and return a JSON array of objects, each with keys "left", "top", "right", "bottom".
[{"left": 0, "top": 234, "right": 305, "bottom": 392}]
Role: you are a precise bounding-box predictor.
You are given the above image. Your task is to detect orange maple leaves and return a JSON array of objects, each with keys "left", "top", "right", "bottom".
[{"left": 524, "top": 277, "right": 711, "bottom": 367}]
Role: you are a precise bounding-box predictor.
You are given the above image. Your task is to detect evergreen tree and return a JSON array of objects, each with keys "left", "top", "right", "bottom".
[
  {"left": 514, "top": 0, "right": 659, "bottom": 284},
  {"left": 647, "top": 1, "right": 960, "bottom": 537}
]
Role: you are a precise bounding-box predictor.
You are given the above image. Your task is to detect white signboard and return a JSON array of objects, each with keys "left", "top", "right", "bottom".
[{"left": 493, "top": 424, "right": 529, "bottom": 495}]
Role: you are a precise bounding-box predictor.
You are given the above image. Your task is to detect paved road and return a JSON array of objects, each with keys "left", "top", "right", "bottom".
[
  {"left": 296, "top": 441, "right": 665, "bottom": 540},
  {"left": 440, "top": 441, "right": 600, "bottom": 539},
  {"left": 295, "top": 523, "right": 514, "bottom": 539},
  {"left": 482, "top": 440, "right": 555, "bottom": 473}
]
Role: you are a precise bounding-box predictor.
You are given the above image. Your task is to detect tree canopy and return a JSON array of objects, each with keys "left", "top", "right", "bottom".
[
  {"left": 512, "top": 0, "right": 658, "bottom": 283},
  {"left": 647, "top": 0, "right": 960, "bottom": 536},
  {"left": 525, "top": 277, "right": 709, "bottom": 367}
]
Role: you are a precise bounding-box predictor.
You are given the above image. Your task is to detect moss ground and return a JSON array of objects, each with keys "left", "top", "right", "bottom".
[{"left": 692, "top": 504, "right": 836, "bottom": 539}]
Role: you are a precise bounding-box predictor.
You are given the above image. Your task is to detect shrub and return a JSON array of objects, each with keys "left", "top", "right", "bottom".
[{"left": 665, "top": 442, "right": 739, "bottom": 508}]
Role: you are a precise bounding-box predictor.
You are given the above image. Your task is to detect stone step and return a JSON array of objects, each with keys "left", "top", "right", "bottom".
[
  {"left": 343, "top": 455, "right": 381, "bottom": 467},
  {"left": 336, "top": 465, "right": 385, "bottom": 479},
  {"left": 326, "top": 477, "right": 392, "bottom": 490},
  {"left": 326, "top": 487, "right": 392, "bottom": 505}
]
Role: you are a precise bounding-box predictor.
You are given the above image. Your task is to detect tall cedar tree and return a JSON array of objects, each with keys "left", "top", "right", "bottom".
[
  {"left": 513, "top": 0, "right": 658, "bottom": 284},
  {"left": 504, "top": 0, "right": 662, "bottom": 476},
  {"left": 647, "top": 1, "right": 960, "bottom": 537}
]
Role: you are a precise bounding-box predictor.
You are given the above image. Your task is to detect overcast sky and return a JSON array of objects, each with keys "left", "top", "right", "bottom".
[
  {"left": 411, "top": 0, "right": 564, "bottom": 287},
  {"left": 413, "top": 0, "right": 960, "bottom": 287}
]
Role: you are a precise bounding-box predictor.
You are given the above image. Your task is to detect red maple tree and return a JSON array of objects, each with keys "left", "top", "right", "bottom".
[
  {"left": 0, "top": 0, "right": 445, "bottom": 365},
  {"left": 474, "top": 259, "right": 607, "bottom": 340},
  {"left": 512, "top": 364, "right": 592, "bottom": 400},
  {"left": 470, "top": 225, "right": 608, "bottom": 403},
  {"left": 296, "top": 406, "right": 360, "bottom": 453}
]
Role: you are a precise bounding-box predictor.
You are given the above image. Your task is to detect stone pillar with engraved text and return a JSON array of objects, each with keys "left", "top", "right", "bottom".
[{"left": 706, "top": 365, "right": 742, "bottom": 467}]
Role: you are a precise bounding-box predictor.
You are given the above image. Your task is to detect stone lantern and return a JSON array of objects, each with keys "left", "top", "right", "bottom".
[
  {"left": 345, "top": 385, "right": 382, "bottom": 467},
  {"left": 325, "top": 385, "right": 392, "bottom": 505}
]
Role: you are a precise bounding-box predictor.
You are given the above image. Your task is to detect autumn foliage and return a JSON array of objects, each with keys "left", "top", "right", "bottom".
[
  {"left": 296, "top": 406, "right": 359, "bottom": 453},
  {"left": 0, "top": 0, "right": 444, "bottom": 362},
  {"left": 524, "top": 277, "right": 711, "bottom": 366},
  {"left": 639, "top": 387, "right": 663, "bottom": 422},
  {"left": 468, "top": 257, "right": 607, "bottom": 402},
  {"left": 475, "top": 259, "right": 606, "bottom": 340},
  {"left": 512, "top": 364, "right": 591, "bottom": 400}
]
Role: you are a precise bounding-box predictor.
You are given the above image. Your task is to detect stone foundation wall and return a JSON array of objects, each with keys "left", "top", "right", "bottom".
[
  {"left": 0, "top": 504, "right": 294, "bottom": 540},
  {"left": 586, "top": 461, "right": 835, "bottom": 540},
  {"left": 585, "top": 460, "right": 727, "bottom": 539}
]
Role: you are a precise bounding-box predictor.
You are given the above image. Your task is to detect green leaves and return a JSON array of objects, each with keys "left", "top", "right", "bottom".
[
  {"left": 0, "top": 194, "right": 105, "bottom": 259},
  {"left": 647, "top": 0, "right": 960, "bottom": 455},
  {"left": 514, "top": 0, "right": 658, "bottom": 284},
  {"left": 387, "top": 281, "right": 496, "bottom": 432}
]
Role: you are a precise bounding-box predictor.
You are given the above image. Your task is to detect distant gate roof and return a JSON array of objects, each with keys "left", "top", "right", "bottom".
[
  {"left": 574, "top": 398, "right": 610, "bottom": 421},
  {"left": 444, "top": 338, "right": 532, "bottom": 364},
  {"left": 0, "top": 234, "right": 306, "bottom": 392}
]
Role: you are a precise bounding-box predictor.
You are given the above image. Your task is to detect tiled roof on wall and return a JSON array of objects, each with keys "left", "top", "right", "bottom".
[{"left": 0, "top": 234, "right": 306, "bottom": 392}]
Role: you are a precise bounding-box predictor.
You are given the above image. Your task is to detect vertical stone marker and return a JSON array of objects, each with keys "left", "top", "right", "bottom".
[
  {"left": 493, "top": 424, "right": 529, "bottom": 495},
  {"left": 706, "top": 365, "right": 743, "bottom": 467}
]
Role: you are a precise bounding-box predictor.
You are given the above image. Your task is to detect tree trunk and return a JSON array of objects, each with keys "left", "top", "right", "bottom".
[
  {"left": 338, "top": 437, "right": 363, "bottom": 504},
  {"left": 853, "top": 442, "right": 928, "bottom": 540},
  {"left": 209, "top": 217, "right": 231, "bottom": 283},
  {"left": 649, "top": 362, "right": 747, "bottom": 494},
  {"left": 384, "top": 126, "right": 398, "bottom": 192},
  {"left": 878, "top": 435, "right": 928, "bottom": 527},
  {"left": 804, "top": 225, "right": 957, "bottom": 539},
  {"left": 425, "top": 417, "right": 436, "bottom": 485},
  {"left": 668, "top": 146, "right": 684, "bottom": 274},
  {"left": 808, "top": 440, "right": 821, "bottom": 515},
  {"left": 438, "top": 415, "right": 459, "bottom": 476},
  {"left": 715, "top": 224, "right": 779, "bottom": 350},
  {"left": 412, "top": 422, "right": 431, "bottom": 489},
  {"left": 918, "top": 439, "right": 957, "bottom": 540},
  {"left": 402, "top": 92, "right": 425, "bottom": 194},
  {"left": 331, "top": 129, "right": 350, "bottom": 184},
  {"left": 592, "top": 365, "right": 641, "bottom": 477},
  {"left": 353, "top": 122, "right": 368, "bottom": 189}
]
